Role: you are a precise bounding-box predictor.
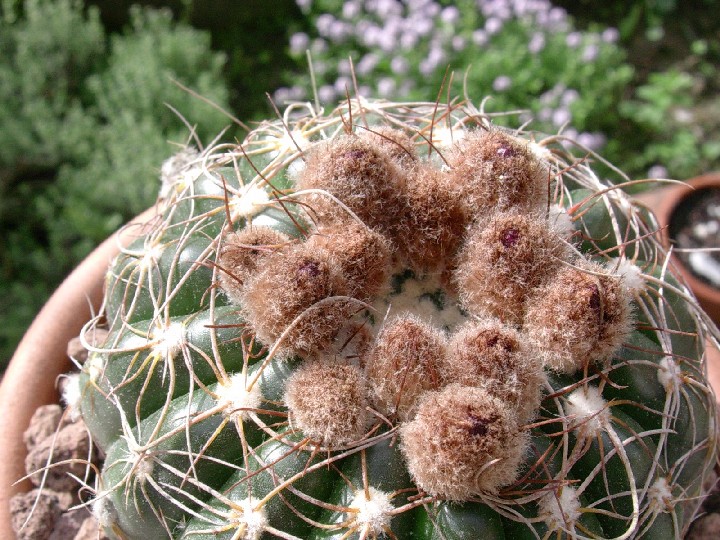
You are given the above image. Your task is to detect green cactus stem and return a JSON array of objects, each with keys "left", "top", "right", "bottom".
[{"left": 67, "top": 97, "right": 718, "bottom": 539}]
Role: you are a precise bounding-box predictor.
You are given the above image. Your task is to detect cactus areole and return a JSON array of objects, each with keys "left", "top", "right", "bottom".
[{"left": 74, "top": 98, "right": 718, "bottom": 539}]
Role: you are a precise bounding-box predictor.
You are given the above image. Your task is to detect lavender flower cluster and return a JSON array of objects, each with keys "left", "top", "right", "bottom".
[{"left": 277, "top": 0, "right": 630, "bottom": 152}]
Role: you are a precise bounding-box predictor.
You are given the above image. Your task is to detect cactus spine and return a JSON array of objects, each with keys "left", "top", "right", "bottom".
[{"left": 70, "top": 97, "right": 718, "bottom": 539}]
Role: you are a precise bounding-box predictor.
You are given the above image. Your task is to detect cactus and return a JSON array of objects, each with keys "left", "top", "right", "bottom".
[{"left": 69, "top": 96, "right": 719, "bottom": 539}]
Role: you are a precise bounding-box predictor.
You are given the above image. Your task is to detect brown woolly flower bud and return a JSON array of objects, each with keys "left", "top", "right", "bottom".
[
  {"left": 524, "top": 263, "right": 633, "bottom": 373},
  {"left": 306, "top": 221, "right": 394, "bottom": 301},
  {"left": 443, "top": 320, "right": 545, "bottom": 424},
  {"left": 359, "top": 126, "right": 417, "bottom": 166},
  {"left": 453, "top": 211, "right": 570, "bottom": 324},
  {"left": 296, "top": 135, "right": 406, "bottom": 231},
  {"left": 394, "top": 165, "right": 467, "bottom": 274},
  {"left": 365, "top": 314, "right": 446, "bottom": 421},
  {"left": 285, "top": 359, "right": 369, "bottom": 448},
  {"left": 242, "top": 243, "right": 357, "bottom": 356},
  {"left": 400, "top": 384, "right": 526, "bottom": 499},
  {"left": 446, "top": 129, "right": 548, "bottom": 218},
  {"left": 218, "top": 227, "right": 290, "bottom": 303}
]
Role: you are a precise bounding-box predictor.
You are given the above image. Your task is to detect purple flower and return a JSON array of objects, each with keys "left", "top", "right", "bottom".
[
  {"left": 377, "top": 32, "right": 397, "bottom": 52},
  {"left": 602, "top": 27, "right": 620, "bottom": 43},
  {"left": 552, "top": 108, "right": 572, "bottom": 127},
  {"left": 372, "top": 0, "right": 403, "bottom": 18},
  {"left": 566, "top": 32, "right": 582, "bottom": 48},
  {"left": 357, "top": 53, "right": 380, "bottom": 76},
  {"left": 538, "top": 107, "right": 553, "bottom": 122},
  {"left": 338, "top": 58, "right": 352, "bottom": 74},
  {"left": 391, "top": 56, "right": 409, "bottom": 74},
  {"left": 342, "top": 0, "right": 361, "bottom": 19},
  {"left": 479, "top": 0, "right": 511, "bottom": 19},
  {"left": 313, "top": 59, "right": 328, "bottom": 75},
  {"left": 318, "top": 84, "right": 336, "bottom": 103},
  {"left": 411, "top": 14, "right": 434, "bottom": 36},
  {"left": 427, "top": 45, "right": 446, "bottom": 65},
  {"left": 577, "top": 132, "right": 607, "bottom": 151},
  {"left": 273, "top": 87, "right": 292, "bottom": 103},
  {"left": 513, "top": 0, "right": 536, "bottom": 17},
  {"left": 361, "top": 24, "right": 383, "bottom": 47},
  {"left": 493, "top": 75, "right": 512, "bottom": 92},
  {"left": 539, "top": 85, "right": 563, "bottom": 106},
  {"left": 419, "top": 58, "right": 436, "bottom": 76},
  {"left": 289, "top": 32, "right": 310, "bottom": 55},
  {"left": 311, "top": 38, "right": 328, "bottom": 54},
  {"left": 441, "top": 6, "right": 460, "bottom": 24},
  {"left": 407, "top": 0, "right": 433, "bottom": 10},
  {"left": 334, "top": 76, "right": 352, "bottom": 94},
  {"left": 356, "top": 19, "right": 372, "bottom": 36},
  {"left": 561, "top": 128, "right": 579, "bottom": 145},
  {"left": 420, "top": 2, "right": 440, "bottom": 18},
  {"left": 377, "top": 77, "right": 396, "bottom": 97},
  {"left": 400, "top": 31, "right": 419, "bottom": 50},
  {"left": 548, "top": 7, "right": 567, "bottom": 26},
  {"left": 528, "top": 32, "right": 545, "bottom": 54},
  {"left": 316, "top": 14, "right": 336, "bottom": 37},
  {"left": 452, "top": 36, "right": 467, "bottom": 51},
  {"left": 328, "top": 20, "right": 351, "bottom": 41},
  {"left": 472, "top": 29, "right": 489, "bottom": 46},
  {"left": 485, "top": 17, "right": 503, "bottom": 35},
  {"left": 398, "top": 79, "right": 414, "bottom": 97},
  {"left": 561, "top": 89, "right": 579, "bottom": 105},
  {"left": 648, "top": 165, "right": 669, "bottom": 178},
  {"left": 274, "top": 86, "right": 306, "bottom": 103},
  {"left": 582, "top": 44, "right": 599, "bottom": 62},
  {"left": 536, "top": 6, "right": 568, "bottom": 32}
]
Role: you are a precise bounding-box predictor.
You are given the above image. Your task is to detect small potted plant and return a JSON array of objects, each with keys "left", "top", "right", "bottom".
[
  {"left": 1, "top": 96, "right": 718, "bottom": 539},
  {"left": 636, "top": 173, "right": 720, "bottom": 325}
]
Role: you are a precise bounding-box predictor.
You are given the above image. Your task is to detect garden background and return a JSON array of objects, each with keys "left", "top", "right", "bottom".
[{"left": 1, "top": 0, "right": 718, "bottom": 370}]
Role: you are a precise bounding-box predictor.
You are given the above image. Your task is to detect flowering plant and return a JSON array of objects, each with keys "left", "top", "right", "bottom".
[{"left": 278, "top": 0, "right": 632, "bottom": 153}]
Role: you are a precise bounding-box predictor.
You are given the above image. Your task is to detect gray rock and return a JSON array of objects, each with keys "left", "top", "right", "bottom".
[{"left": 10, "top": 489, "right": 62, "bottom": 540}]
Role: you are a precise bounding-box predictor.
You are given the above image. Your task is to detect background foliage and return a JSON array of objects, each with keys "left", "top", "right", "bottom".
[
  {"left": 1, "top": 0, "right": 718, "bottom": 369},
  {"left": 1, "top": 0, "right": 237, "bottom": 366}
]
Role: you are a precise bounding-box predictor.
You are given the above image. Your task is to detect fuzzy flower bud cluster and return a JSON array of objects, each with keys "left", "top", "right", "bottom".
[{"left": 219, "top": 124, "right": 635, "bottom": 499}]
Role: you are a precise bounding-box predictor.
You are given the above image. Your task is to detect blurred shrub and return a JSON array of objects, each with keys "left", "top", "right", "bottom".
[
  {"left": 0, "top": 0, "right": 232, "bottom": 367},
  {"left": 0, "top": 0, "right": 105, "bottom": 170},
  {"left": 88, "top": 0, "right": 304, "bottom": 121},
  {"left": 43, "top": 5, "right": 231, "bottom": 261}
]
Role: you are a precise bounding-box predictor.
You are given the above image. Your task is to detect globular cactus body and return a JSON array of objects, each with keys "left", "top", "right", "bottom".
[{"left": 73, "top": 98, "right": 718, "bottom": 539}]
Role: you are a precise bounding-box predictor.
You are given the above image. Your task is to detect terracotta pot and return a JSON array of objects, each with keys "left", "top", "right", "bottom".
[
  {"left": 635, "top": 173, "right": 720, "bottom": 325},
  {"left": 0, "top": 208, "right": 157, "bottom": 539}
]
